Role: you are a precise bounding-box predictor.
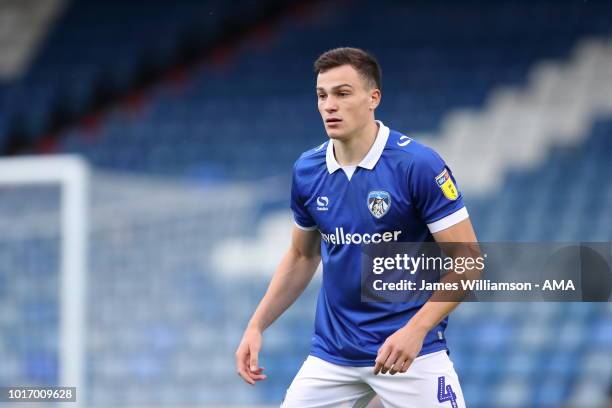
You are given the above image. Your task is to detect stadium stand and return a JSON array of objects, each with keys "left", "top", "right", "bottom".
[
  {"left": 0, "top": 0, "right": 296, "bottom": 154},
  {"left": 53, "top": 0, "right": 612, "bottom": 180},
  {"left": 0, "top": 0, "right": 610, "bottom": 407}
]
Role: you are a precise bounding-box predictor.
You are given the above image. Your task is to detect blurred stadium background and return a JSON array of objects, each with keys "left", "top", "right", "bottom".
[{"left": 0, "top": 0, "right": 611, "bottom": 407}]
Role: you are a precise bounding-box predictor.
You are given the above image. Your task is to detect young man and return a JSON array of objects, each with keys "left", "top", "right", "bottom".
[{"left": 236, "top": 47, "right": 477, "bottom": 407}]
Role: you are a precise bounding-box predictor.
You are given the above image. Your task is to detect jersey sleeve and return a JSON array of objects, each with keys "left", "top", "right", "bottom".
[
  {"left": 407, "top": 146, "right": 468, "bottom": 233},
  {"left": 290, "top": 163, "right": 317, "bottom": 231}
]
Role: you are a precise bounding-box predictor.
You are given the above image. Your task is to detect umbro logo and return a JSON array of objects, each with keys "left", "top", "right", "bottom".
[{"left": 316, "top": 196, "right": 329, "bottom": 211}]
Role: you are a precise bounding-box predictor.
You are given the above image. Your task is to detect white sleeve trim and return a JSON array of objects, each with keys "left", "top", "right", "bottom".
[
  {"left": 294, "top": 220, "right": 317, "bottom": 231},
  {"left": 427, "top": 207, "right": 469, "bottom": 234}
]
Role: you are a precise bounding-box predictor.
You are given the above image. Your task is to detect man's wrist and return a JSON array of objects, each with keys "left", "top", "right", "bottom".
[
  {"left": 404, "top": 317, "right": 432, "bottom": 335},
  {"left": 247, "top": 320, "right": 265, "bottom": 333}
]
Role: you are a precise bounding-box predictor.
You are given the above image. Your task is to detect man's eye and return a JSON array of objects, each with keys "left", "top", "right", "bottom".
[
  {"left": 339, "top": 92, "right": 349, "bottom": 97},
  {"left": 318, "top": 94, "right": 326, "bottom": 99}
]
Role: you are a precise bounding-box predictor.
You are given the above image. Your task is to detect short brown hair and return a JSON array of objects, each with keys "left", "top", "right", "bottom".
[{"left": 314, "top": 47, "right": 381, "bottom": 90}]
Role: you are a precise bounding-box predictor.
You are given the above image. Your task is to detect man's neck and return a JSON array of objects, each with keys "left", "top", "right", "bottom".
[{"left": 332, "top": 121, "right": 379, "bottom": 166}]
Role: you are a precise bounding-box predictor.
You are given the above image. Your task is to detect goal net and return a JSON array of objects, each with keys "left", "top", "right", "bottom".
[
  {"left": 0, "top": 154, "right": 322, "bottom": 407},
  {"left": 0, "top": 155, "right": 88, "bottom": 407}
]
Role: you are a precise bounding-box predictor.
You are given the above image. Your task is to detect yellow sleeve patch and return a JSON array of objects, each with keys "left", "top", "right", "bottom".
[{"left": 435, "top": 169, "right": 459, "bottom": 201}]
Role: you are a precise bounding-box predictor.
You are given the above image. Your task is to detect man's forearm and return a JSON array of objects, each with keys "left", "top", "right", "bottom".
[
  {"left": 407, "top": 264, "right": 473, "bottom": 332},
  {"left": 407, "top": 240, "right": 482, "bottom": 333},
  {"left": 248, "top": 248, "right": 320, "bottom": 332},
  {"left": 405, "top": 301, "right": 459, "bottom": 333}
]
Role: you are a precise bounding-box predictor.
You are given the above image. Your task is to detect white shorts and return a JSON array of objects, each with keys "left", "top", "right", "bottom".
[{"left": 281, "top": 351, "right": 465, "bottom": 408}]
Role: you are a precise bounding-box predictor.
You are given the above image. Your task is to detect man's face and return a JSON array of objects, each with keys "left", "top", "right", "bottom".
[{"left": 316, "top": 64, "right": 380, "bottom": 141}]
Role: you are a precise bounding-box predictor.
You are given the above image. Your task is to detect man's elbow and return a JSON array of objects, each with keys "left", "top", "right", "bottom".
[{"left": 288, "top": 245, "right": 320, "bottom": 265}]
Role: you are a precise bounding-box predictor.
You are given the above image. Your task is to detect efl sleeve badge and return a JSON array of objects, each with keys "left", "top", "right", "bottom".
[{"left": 435, "top": 168, "right": 459, "bottom": 201}]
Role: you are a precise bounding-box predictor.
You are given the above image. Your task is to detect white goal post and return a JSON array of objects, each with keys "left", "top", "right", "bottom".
[{"left": 0, "top": 155, "right": 89, "bottom": 407}]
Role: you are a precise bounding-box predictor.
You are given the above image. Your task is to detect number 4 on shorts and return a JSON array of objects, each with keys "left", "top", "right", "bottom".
[{"left": 437, "top": 376, "right": 458, "bottom": 408}]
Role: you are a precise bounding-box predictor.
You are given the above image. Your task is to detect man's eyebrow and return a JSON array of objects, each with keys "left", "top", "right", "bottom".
[{"left": 316, "top": 84, "right": 354, "bottom": 91}]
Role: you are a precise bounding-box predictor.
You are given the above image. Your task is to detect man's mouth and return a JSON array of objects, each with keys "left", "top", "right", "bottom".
[{"left": 326, "top": 118, "right": 342, "bottom": 123}]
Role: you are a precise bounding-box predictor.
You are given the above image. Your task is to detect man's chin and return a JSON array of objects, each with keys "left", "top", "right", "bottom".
[{"left": 326, "top": 128, "right": 349, "bottom": 141}]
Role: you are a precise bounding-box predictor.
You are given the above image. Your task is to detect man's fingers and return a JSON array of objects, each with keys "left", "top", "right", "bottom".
[
  {"left": 245, "top": 346, "right": 266, "bottom": 384},
  {"left": 236, "top": 353, "right": 255, "bottom": 385},
  {"left": 373, "top": 353, "right": 387, "bottom": 375},
  {"left": 374, "top": 345, "right": 392, "bottom": 375},
  {"left": 389, "top": 354, "right": 411, "bottom": 375},
  {"left": 399, "top": 357, "right": 413, "bottom": 373},
  {"left": 238, "top": 365, "right": 267, "bottom": 385},
  {"left": 237, "top": 368, "right": 255, "bottom": 385},
  {"left": 235, "top": 329, "right": 265, "bottom": 386},
  {"left": 235, "top": 346, "right": 257, "bottom": 385},
  {"left": 239, "top": 364, "right": 266, "bottom": 384},
  {"left": 249, "top": 345, "right": 260, "bottom": 372},
  {"left": 240, "top": 372, "right": 255, "bottom": 385},
  {"left": 381, "top": 350, "right": 400, "bottom": 375},
  {"left": 373, "top": 357, "right": 385, "bottom": 375},
  {"left": 248, "top": 366, "right": 267, "bottom": 382},
  {"left": 389, "top": 356, "right": 403, "bottom": 375},
  {"left": 250, "top": 373, "right": 267, "bottom": 381}
]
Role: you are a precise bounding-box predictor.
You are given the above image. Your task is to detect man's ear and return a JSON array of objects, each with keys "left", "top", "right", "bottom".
[{"left": 370, "top": 89, "right": 381, "bottom": 110}]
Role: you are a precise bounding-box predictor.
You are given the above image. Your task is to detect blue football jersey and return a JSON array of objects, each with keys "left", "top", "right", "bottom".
[{"left": 290, "top": 121, "right": 469, "bottom": 366}]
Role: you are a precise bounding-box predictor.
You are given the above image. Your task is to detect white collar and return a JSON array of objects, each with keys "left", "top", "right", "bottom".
[{"left": 326, "top": 120, "right": 389, "bottom": 174}]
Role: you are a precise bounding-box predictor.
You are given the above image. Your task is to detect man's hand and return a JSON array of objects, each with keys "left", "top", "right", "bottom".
[
  {"left": 235, "top": 327, "right": 267, "bottom": 385},
  {"left": 235, "top": 226, "right": 320, "bottom": 386},
  {"left": 373, "top": 323, "right": 428, "bottom": 375}
]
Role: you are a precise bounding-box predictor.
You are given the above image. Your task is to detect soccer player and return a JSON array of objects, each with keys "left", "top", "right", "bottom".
[{"left": 235, "top": 47, "right": 477, "bottom": 407}]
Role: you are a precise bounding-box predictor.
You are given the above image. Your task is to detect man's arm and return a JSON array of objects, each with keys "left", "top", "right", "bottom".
[
  {"left": 374, "top": 217, "right": 479, "bottom": 375},
  {"left": 235, "top": 225, "right": 321, "bottom": 385}
]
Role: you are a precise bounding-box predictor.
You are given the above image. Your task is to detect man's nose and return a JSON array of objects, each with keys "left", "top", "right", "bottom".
[{"left": 324, "top": 97, "right": 338, "bottom": 112}]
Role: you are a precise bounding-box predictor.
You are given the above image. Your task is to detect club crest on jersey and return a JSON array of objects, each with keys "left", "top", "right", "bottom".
[
  {"left": 367, "top": 191, "right": 391, "bottom": 219},
  {"left": 435, "top": 168, "right": 459, "bottom": 201}
]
